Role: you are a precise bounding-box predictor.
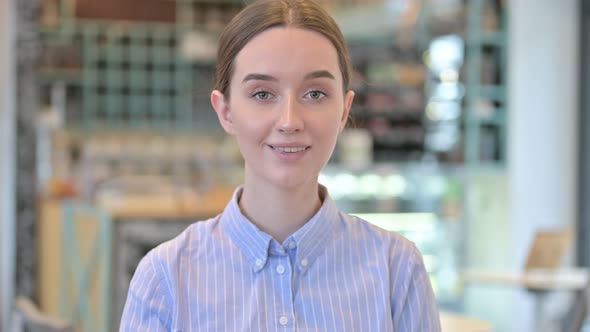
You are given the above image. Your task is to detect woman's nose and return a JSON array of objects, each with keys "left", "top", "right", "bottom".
[{"left": 276, "top": 96, "right": 304, "bottom": 133}]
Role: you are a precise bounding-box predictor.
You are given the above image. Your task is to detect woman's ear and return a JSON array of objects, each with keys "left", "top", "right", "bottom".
[
  {"left": 211, "top": 90, "right": 235, "bottom": 135},
  {"left": 340, "top": 90, "right": 355, "bottom": 132}
]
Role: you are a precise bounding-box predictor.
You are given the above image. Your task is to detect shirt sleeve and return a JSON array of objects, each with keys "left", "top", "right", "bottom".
[
  {"left": 119, "top": 252, "right": 173, "bottom": 332},
  {"left": 391, "top": 242, "right": 441, "bottom": 332}
]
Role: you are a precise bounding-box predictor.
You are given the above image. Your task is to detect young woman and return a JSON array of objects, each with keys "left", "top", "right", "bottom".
[{"left": 120, "top": 0, "right": 441, "bottom": 331}]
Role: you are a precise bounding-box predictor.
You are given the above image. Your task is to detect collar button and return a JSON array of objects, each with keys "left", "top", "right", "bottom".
[{"left": 300, "top": 258, "right": 309, "bottom": 267}]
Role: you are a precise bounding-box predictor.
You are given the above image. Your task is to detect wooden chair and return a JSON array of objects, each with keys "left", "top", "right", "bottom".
[
  {"left": 524, "top": 227, "right": 573, "bottom": 272},
  {"left": 464, "top": 226, "right": 588, "bottom": 331},
  {"left": 525, "top": 227, "right": 590, "bottom": 331}
]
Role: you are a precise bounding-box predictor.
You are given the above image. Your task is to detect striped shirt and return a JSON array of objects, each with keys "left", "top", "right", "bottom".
[{"left": 120, "top": 186, "right": 441, "bottom": 331}]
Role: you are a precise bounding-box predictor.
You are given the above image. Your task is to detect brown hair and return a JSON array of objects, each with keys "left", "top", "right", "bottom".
[{"left": 214, "top": 0, "right": 352, "bottom": 99}]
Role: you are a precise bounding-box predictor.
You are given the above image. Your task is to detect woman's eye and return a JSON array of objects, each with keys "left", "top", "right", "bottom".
[
  {"left": 253, "top": 91, "right": 271, "bottom": 100},
  {"left": 306, "top": 90, "right": 326, "bottom": 100}
]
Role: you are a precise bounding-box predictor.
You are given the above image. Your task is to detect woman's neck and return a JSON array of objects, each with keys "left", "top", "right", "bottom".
[{"left": 238, "top": 180, "right": 322, "bottom": 244}]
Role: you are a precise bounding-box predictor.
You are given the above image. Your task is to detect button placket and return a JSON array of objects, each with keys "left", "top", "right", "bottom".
[{"left": 272, "top": 256, "right": 294, "bottom": 328}]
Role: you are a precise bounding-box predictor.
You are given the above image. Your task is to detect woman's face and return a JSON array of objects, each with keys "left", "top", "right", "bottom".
[{"left": 212, "top": 26, "right": 354, "bottom": 190}]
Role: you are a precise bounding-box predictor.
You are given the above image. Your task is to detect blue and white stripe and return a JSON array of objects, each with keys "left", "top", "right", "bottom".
[{"left": 120, "top": 186, "right": 441, "bottom": 331}]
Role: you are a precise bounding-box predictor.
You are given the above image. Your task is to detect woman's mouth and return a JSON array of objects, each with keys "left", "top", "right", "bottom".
[
  {"left": 267, "top": 145, "right": 311, "bottom": 161},
  {"left": 270, "top": 146, "right": 308, "bottom": 153}
]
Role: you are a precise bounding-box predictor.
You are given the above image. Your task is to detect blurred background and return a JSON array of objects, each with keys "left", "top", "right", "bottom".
[{"left": 0, "top": 0, "right": 588, "bottom": 331}]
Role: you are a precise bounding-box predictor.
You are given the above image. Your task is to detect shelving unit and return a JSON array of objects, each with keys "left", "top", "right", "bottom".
[
  {"left": 39, "top": 0, "right": 244, "bottom": 132},
  {"left": 348, "top": 41, "right": 427, "bottom": 161},
  {"left": 334, "top": 0, "right": 507, "bottom": 166},
  {"left": 463, "top": 0, "right": 508, "bottom": 166}
]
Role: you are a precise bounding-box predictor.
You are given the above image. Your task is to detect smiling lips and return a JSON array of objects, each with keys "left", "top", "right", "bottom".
[
  {"left": 271, "top": 146, "right": 308, "bottom": 153},
  {"left": 268, "top": 144, "right": 310, "bottom": 154}
]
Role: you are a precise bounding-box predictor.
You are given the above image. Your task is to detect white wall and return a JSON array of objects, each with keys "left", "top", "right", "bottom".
[
  {"left": 508, "top": 0, "right": 580, "bottom": 330},
  {"left": 0, "top": 0, "right": 17, "bottom": 330}
]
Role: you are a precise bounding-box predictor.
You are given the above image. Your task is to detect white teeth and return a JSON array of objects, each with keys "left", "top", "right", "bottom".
[{"left": 273, "top": 146, "right": 307, "bottom": 153}]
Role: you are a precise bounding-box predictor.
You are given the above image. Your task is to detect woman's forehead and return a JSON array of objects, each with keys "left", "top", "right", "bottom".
[{"left": 232, "top": 26, "right": 342, "bottom": 83}]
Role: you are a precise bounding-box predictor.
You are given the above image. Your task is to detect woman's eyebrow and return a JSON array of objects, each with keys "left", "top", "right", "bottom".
[
  {"left": 304, "top": 70, "right": 335, "bottom": 80},
  {"left": 242, "top": 73, "right": 278, "bottom": 83},
  {"left": 242, "top": 70, "right": 335, "bottom": 83}
]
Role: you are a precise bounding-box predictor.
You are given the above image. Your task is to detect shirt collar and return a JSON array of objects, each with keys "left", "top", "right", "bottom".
[
  {"left": 220, "top": 185, "right": 340, "bottom": 273},
  {"left": 288, "top": 185, "right": 339, "bottom": 272}
]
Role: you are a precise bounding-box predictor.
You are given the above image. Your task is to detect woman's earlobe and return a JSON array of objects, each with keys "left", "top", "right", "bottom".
[
  {"left": 340, "top": 90, "right": 355, "bottom": 130},
  {"left": 339, "top": 121, "right": 347, "bottom": 133},
  {"left": 211, "top": 90, "right": 235, "bottom": 135}
]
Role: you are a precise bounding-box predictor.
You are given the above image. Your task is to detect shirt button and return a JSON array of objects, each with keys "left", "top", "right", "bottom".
[
  {"left": 255, "top": 259, "right": 263, "bottom": 267},
  {"left": 279, "top": 316, "right": 288, "bottom": 325},
  {"left": 301, "top": 258, "right": 309, "bottom": 267},
  {"left": 288, "top": 241, "right": 296, "bottom": 249},
  {"left": 276, "top": 265, "right": 285, "bottom": 274}
]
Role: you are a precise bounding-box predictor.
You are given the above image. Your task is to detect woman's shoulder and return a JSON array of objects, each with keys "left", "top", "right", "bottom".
[
  {"left": 340, "top": 212, "right": 422, "bottom": 259},
  {"left": 340, "top": 212, "right": 407, "bottom": 239},
  {"left": 138, "top": 216, "right": 222, "bottom": 272}
]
